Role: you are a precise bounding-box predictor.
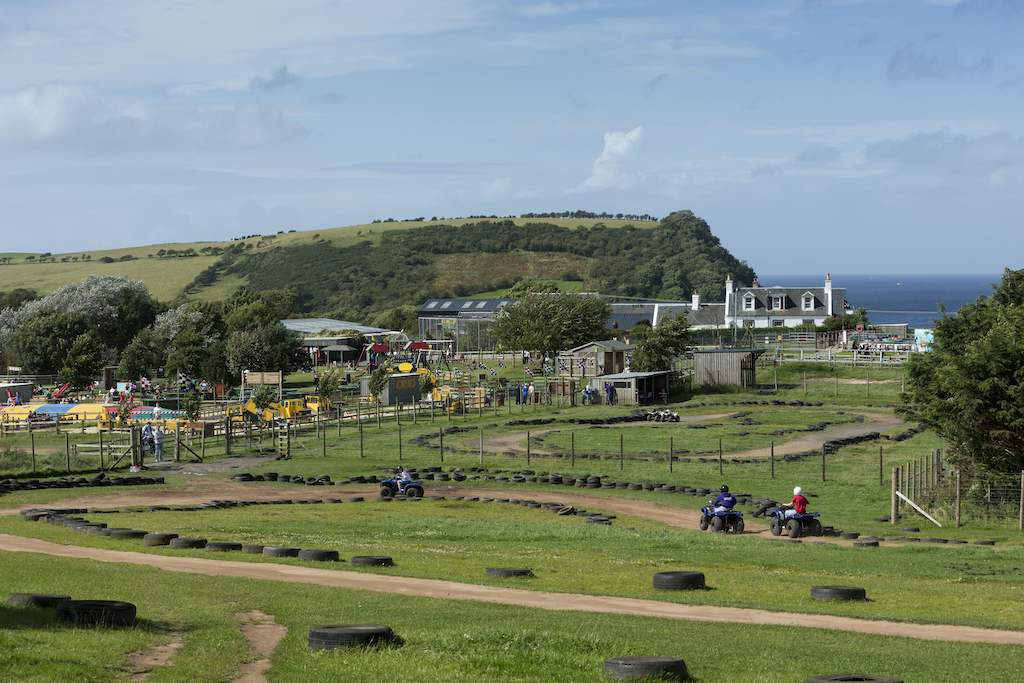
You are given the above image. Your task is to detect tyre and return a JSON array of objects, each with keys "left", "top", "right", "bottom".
[
  {"left": 652, "top": 571, "right": 705, "bottom": 591},
  {"left": 242, "top": 545, "right": 265, "bottom": 554},
  {"left": 169, "top": 537, "right": 208, "bottom": 549},
  {"left": 840, "top": 532, "right": 861, "bottom": 540},
  {"left": 263, "top": 546, "right": 301, "bottom": 557},
  {"left": 804, "top": 676, "right": 902, "bottom": 683},
  {"left": 406, "top": 487, "right": 423, "bottom": 499},
  {"left": 143, "top": 533, "right": 178, "bottom": 546},
  {"left": 56, "top": 600, "right": 136, "bottom": 626},
  {"left": 109, "top": 529, "right": 148, "bottom": 540},
  {"left": 786, "top": 519, "right": 802, "bottom": 539},
  {"left": 809, "top": 519, "right": 823, "bottom": 537},
  {"left": 853, "top": 539, "right": 879, "bottom": 547},
  {"left": 699, "top": 515, "right": 709, "bottom": 531},
  {"left": 308, "top": 624, "right": 395, "bottom": 650},
  {"left": 486, "top": 568, "right": 533, "bottom": 578},
  {"left": 603, "top": 656, "right": 687, "bottom": 681},
  {"left": 811, "top": 586, "right": 867, "bottom": 601},
  {"left": 297, "top": 549, "right": 340, "bottom": 562},
  {"left": 8, "top": 593, "right": 71, "bottom": 608},
  {"left": 770, "top": 517, "right": 782, "bottom": 536},
  {"left": 205, "top": 542, "right": 243, "bottom": 552},
  {"left": 733, "top": 517, "right": 745, "bottom": 534},
  {"left": 709, "top": 516, "right": 725, "bottom": 532},
  {"left": 351, "top": 555, "right": 394, "bottom": 567}
]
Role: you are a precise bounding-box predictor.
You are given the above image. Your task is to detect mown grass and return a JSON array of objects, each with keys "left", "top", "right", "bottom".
[{"left": 2, "top": 550, "right": 1023, "bottom": 683}]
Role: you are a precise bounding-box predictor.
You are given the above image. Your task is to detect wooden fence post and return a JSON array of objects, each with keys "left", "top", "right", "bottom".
[
  {"left": 770, "top": 442, "right": 774, "bottom": 479},
  {"left": 821, "top": 445, "right": 826, "bottom": 482},
  {"left": 31, "top": 431, "right": 36, "bottom": 475},
  {"left": 527, "top": 430, "right": 530, "bottom": 467},
  {"left": 891, "top": 467, "right": 898, "bottom": 523},
  {"left": 956, "top": 469, "right": 961, "bottom": 528},
  {"left": 439, "top": 428, "right": 444, "bottom": 463},
  {"left": 479, "top": 428, "right": 483, "bottom": 466},
  {"left": 669, "top": 436, "right": 673, "bottom": 474},
  {"left": 718, "top": 438, "right": 723, "bottom": 476},
  {"left": 571, "top": 432, "right": 575, "bottom": 468},
  {"left": 619, "top": 434, "right": 623, "bottom": 471},
  {"left": 879, "top": 446, "right": 883, "bottom": 486},
  {"left": 66, "top": 433, "right": 71, "bottom": 474}
]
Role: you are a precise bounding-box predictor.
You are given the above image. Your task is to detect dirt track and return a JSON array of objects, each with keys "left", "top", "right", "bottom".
[{"left": 6, "top": 411, "right": 1018, "bottom": 646}]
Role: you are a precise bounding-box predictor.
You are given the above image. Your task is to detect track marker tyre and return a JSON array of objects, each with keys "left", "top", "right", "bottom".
[
  {"left": 56, "top": 600, "right": 136, "bottom": 626},
  {"left": 486, "top": 568, "right": 533, "bottom": 578},
  {"left": 603, "top": 656, "right": 687, "bottom": 681},
  {"left": 205, "top": 542, "right": 243, "bottom": 552},
  {"left": 308, "top": 624, "right": 395, "bottom": 650},
  {"left": 8, "top": 593, "right": 71, "bottom": 608},
  {"left": 351, "top": 555, "right": 394, "bottom": 567},
  {"left": 652, "top": 571, "right": 705, "bottom": 591},
  {"left": 811, "top": 586, "right": 867, "bottom": 601},
  {"left": 804, "top": 676, "right": 903, "bottom": 683},
  {"left": 263, "top": 546, "right": 301, "bottom": 558},
  {"left": 143, "top": 533, "right": 178, "bottom": 546},
  {"left": 169, "top": 537, "right": 208, "bottom": 549},
  {"left": 297, "top": 549, "right": 340, "bottom": 562}
]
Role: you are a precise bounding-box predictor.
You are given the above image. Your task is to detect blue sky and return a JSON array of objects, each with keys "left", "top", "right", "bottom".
[{"left": 0, "top": 0, "right": 1020, "bottom": 274}]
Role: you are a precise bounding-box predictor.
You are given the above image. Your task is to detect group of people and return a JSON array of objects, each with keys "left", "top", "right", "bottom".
[
  {"left": 710, "top": 484, "right": 809, "bottom": 517},
  {"left": 141, "top": 423, "right": 165, "bottom": 463},
  {"left": 511, "top": 382, "right": 537, "bottom": 405}
]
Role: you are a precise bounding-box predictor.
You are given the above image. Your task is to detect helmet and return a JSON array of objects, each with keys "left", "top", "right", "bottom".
[
  {"left": 793, "top": 486, "right": 803, "bottom": 496},
  {"left": 720, "top": 485, "right": 729, "bottom": 493}
]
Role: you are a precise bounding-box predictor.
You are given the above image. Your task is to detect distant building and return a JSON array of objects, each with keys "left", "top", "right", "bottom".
[
  {"left": 280, "top": 317, "right": 393, "bottom": 366},
  {"left": 415, "top": 274, "right": 848, "bottom": 350}
]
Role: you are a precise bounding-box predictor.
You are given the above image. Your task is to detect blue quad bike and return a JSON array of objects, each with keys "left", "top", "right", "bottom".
[
  {"left": 379, "top": 477, "right": 425, "bottom": 499},
  {"left": 699, "top": 506, "right": 744, "bottom": 534},
  {"left": 769, "top": 510, "right": 822, "bottom": 539}
]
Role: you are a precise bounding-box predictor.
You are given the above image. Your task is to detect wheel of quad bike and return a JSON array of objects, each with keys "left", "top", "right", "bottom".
[
  {"left": 811, "top": 586, "right": 867, "bottom": 601},
  {"left": 699, "top": 515, "right": 709, "bottom": 531},
  {"left": 809, "top": 519, "right": 823, "bottom": 537},
  {"left": 603, "top": 656, "right": 687, "bottom": 681},
  {"left": 486, "top": 568, "right": 533, "bottom": 578},
  {"left": 307, "top": 625, "right": 395, "bottom": 650},
  {"left": 804, "top": 676, "right": 902, "bottom": 682},
  {"left": 8, "top": 593, "right": 71, "bottom": 608},
  {"left": 56, "top": 600, "right": 136, "bottom": 626},
  {"left": 379, "top": 486, "right": 395, "bottom": 499},
  {"left": 351, "top": 555, "right": 394, "bottom": 567},
  {"left": 733, "top": 517, "right": 745, "bottom": 534},
  {"left": 770, "top": 518, "right": 782, "bottom": 536},
  {"left": 406, "top": 487, "right": 423, "bottom": 499},
  {"left": 786, "top": 519, "right": 802, "bottom": 539},
  {"left": 652, "top": 571, "right": 705, "bottom": 591},
  {"left": 709, "top": 516, "right": 725, "bottom": 532}
]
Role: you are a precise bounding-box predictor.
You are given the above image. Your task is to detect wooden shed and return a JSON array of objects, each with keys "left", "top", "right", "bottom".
[
  {"left": 595, "top": 371, "right": 670, "bottom": 406},
  {"left": 692, "top": 349, "right": 765, "bottom": 388}
]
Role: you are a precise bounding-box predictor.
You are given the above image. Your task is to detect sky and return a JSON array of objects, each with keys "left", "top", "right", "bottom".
[{"left": 0, "top": 0, "right": 1021, "bottom": 274}]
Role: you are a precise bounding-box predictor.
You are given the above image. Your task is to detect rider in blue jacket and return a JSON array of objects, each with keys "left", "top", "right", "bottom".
[{"left": 710, "top": 485, "right": 737, "bottom": 513}]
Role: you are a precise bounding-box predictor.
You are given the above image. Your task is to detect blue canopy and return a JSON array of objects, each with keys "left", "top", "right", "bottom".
[{"left": 34, "top": 404, "right": 75, "bottom": 415}]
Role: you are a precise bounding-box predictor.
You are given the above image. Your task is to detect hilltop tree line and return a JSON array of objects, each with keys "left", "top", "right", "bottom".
[
  {"left": 0, "top": 276, "right": 303, "bottom": 389},
  {"left": 225, "top": 210, "right": 755, "bottom": 323}
]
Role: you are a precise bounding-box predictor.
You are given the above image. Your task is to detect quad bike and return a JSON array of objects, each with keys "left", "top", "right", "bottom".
[
  {"left": 699, "top": 506, "right": 744, "bottom": 534},
  {"left": 379, "top": 477, "right": 424, "bottom": 499},
  {"left": 768, "top": 510, "right": 822, "bottom": 539}
]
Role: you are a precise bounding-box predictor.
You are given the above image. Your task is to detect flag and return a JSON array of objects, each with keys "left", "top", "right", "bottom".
[
  {"left": 497, "top": 361, "right": 506, "bottom": 368},
  {"left": 524, "top": 367, "right": 533, "bottom": 375},
  {"left": 544, "top": 365, "right": 554, "bottom": 374},
  {"left": 843, "top": 299, "right": 852, "bottom": 309}
]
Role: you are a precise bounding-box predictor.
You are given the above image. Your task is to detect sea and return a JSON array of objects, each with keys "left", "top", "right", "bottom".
[{"left": 758, "top": 273, "right": 1003, "bottom": 329}]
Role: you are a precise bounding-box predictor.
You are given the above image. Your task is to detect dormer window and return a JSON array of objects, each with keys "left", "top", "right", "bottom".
[
  {"left": 743, "top": 294, "right": 756, "bottom": 311},
  {"left": 802, "top": 292, "right": 815, "bottom": 311},
  {"left": 771, "top": 295, "right": 785, "bottom": 310}
]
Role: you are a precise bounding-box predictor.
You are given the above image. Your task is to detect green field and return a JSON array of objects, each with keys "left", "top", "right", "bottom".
[{"left": 2, "top": 391, "right": 1023, "bottom": 682}]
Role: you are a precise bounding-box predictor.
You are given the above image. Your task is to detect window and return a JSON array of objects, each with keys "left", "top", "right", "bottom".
[
  {"left": 475, "top": 301, "right": 487, "bottom": 309},
  {"left": 802, "top": 293, "right": 814, "bottom": 310},
  {"left": 772, "top": 319, "right": 785, "bottom": 327},
  {"left": 461, "top": 301, "right": 473, "bottom": 309},
  {"left": 425, "top": 301, "right": 438, "bottom": 309},
  {"left": 743, "top": 295, "right": 755, "bottom": 311},
  {"left": 440, "top": 301, "right": 452, "bottom": 309},
  {"left": 772, "top": 295, "right": 784, "bottom": 310}
]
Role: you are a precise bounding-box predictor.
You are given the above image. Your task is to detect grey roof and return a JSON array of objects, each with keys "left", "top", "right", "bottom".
[
  {"left": 598, "top": 371, "right": 671, "bottom": 380},
  {"left": 281, "top": 318, "right": 392, "bottom": 336},
  {"left": 418, "top": 298, "right": 513, "bottom": 315},
  {"left": 570, "top": 340, "right": 632, "bottom": 353}
]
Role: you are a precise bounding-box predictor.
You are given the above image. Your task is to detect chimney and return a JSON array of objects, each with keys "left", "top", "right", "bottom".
[
  {"left": 824, "top": 273, "right": 833, "bottom": 316},
  {"left": 691, "top": 290, "right": 700, "bottom": 310}
]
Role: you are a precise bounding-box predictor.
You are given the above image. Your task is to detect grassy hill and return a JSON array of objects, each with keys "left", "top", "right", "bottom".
[{"left": 0, "top": 212, "right": 755, "bottom": 323}]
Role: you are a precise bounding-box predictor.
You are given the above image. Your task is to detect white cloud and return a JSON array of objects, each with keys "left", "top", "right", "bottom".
[
  {"left": 0, "top": 82, "right": 305, "bottom": 153},
  {"left": 486, "top": 177, "right": 512, "bottom": 197},
  {"left": 569, "top": 126, "right": 644, "bottom": 193},
  {"left": 250, "top": 64, "right": 302, "bottom": 91}
]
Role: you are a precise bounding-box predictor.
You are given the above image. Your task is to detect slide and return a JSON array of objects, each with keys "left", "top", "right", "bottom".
[{"left": 52, "top": 383, "right": 71, "bottom": 399}]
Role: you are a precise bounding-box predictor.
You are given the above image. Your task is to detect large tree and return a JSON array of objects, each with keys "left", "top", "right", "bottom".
[
  {"left": 629, "top": 311, "right": 691, "bottom": 372},
  {"left": 491, "top": 292, "right": 612, "bottom": 358},
  {"left": 900, "top": 268, "right": 1024, "bottom": 471},
  {"left": 58, "top": 330, "right": 103, "bottom": 389}
]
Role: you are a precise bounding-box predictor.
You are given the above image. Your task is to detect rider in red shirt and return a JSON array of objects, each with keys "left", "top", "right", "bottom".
[{"left": 784, "top": 486, "right": 808, "bottom": 517}]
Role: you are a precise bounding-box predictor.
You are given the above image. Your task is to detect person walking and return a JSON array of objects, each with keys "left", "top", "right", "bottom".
[
  {"left": 142, "top": 423, "right": 155, "bottom": 459},
  {"left": 153, "top": 425, "right": 165, "bottom": 463}
]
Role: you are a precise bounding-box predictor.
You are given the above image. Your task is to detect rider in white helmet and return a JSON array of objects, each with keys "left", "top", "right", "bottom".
[{"left": 784, "top": 486, "right": 808, "bottom": 518}]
